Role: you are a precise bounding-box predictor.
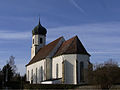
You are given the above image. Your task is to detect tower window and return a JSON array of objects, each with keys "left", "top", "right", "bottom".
[
  {"left": 40, "top": 38, "right": 43, "bottom": 44},
  {"left": 40, "top": 66, "right": 43, "bottom": 81},
  {"left": 33, "top": 39, "right": 34, "bottom": 44}
]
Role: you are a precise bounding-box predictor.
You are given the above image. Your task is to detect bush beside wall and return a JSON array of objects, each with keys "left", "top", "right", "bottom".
[
  {"left": 24, "top": 84, "right": 120, "bottom": 89},
  {"left": 24, "top": 84, "right": 84, "bottom": 89}
]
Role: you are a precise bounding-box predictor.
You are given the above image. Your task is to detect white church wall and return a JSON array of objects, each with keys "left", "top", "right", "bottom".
[
  {"left": 27, "top": 54, "right": 90, "bottom": 84},
  {"left": 62, "top": 54, "right": 77, "bottom": 84},
  {"left": 52, "top": 54, "right": 89, "bottom": 84},
  {"left": 26, "top": 59, "right": 46, "bottom": 84},
  {"left": 46, "top": 58, "right": 52, "bottom": 80},
  {"left": 52, "top": 56, "right": 63, "bottom": 79}
]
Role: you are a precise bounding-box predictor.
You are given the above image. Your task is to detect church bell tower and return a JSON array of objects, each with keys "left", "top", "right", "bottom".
[{"left": 31, "top": 18, "right": 47, "bottom": 59}]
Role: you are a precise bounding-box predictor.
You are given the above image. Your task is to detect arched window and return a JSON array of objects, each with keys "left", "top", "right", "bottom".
[
  {"left": 76, "top": 60, "right": 78, "bottom": 83},
  {"left": 36, "top": 68, "right": 37, "bottom": 83},
  {"left": 40, "top": 66, "right": 43, "bottom": 81},
  {"left": 31, "top": 69, "right": 33, "bottom": 84},
  {"left": 40, "top": 38, "right": 43, "bottom": 44},
  {"left": 28, "top": 70, "right": 29, "bottom": 81},
  {"left": 56, "top": 64, "right": 58, "bottom": 78},
  {"left": 62, "top": 61, "right": 65, "bottom": 83},
  {"left": 80, "top": 61, "right": 84, "bottom": 82}
]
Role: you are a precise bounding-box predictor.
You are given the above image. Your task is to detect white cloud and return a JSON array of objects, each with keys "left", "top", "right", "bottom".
[
  {"left": 0, "top": 31, "right": 31, "bottom": 40},
  {"left": 90, "top": 51, "right": 120, "bottom": 54}
]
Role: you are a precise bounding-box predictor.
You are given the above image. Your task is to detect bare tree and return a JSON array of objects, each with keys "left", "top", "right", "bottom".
[
  {"left": 8, "top": 56, "right": 17, "bottom": 75},
  {"left": 88, "top": 59, "right": 120, "bottom": 89}
]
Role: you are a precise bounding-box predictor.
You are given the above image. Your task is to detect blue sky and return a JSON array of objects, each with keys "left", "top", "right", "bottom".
[{"left": 0, "top": 0, "right": 120, "bottom": 75}]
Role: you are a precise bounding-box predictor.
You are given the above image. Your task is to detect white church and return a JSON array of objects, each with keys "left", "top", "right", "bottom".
[{"left": 26, "top": 19, "right": 91, "bottom": 84}]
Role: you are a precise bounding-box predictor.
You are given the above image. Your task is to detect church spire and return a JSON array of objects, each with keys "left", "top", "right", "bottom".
[
  {"left": 32, "top": 16, "right": 47, "bottom": 36},
  {"left": 38, "top": 16, "right": 41, "bottom": 25}
]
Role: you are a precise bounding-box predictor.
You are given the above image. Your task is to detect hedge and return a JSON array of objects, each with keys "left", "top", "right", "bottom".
[{"left": 24, "top": 84, "right": 82, "bottom": 89}]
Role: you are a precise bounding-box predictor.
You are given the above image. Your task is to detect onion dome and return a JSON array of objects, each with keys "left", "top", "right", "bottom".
[{"left": 32, "top": 19, "right": 47, "bottom": 36}]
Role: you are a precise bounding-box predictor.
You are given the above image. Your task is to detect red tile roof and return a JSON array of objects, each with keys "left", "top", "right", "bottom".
[{"left": 54, "top": 36, "right": 90, "bottom": 57}]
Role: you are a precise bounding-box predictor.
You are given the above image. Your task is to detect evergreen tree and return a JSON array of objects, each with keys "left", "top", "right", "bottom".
[{"left": 2, "top": 63, "right": 13, "bottom": 82}]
